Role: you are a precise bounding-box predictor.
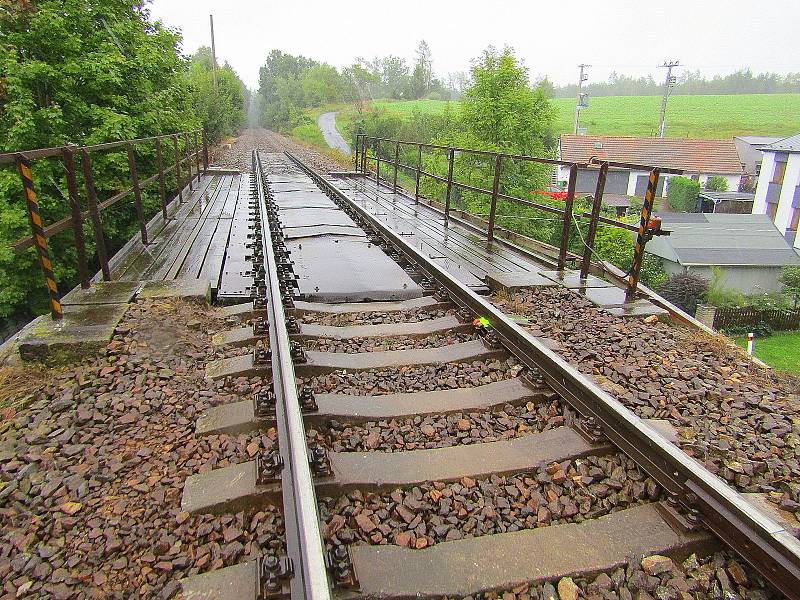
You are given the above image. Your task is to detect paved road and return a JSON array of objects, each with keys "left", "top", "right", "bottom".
[{"left": 317, "top": 112, "right": 351, "bottom": 154}]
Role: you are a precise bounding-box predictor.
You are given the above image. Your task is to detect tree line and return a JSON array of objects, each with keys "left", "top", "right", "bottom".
[
  {"left": 0, "top": 0, "right": 247, "bottom": 319},
  {"left": 551, "top": 68, "right": 800, "bottom": 98},
  {"left": 257, "top": 40, "right": 464, "bottom": 131}
]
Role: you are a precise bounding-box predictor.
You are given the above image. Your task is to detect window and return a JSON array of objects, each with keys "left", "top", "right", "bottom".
[{"left": 773, "top": 158, "right": 787, "bottom": 185}]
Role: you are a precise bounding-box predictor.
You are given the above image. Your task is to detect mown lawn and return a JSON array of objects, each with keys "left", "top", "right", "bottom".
[
  {"left": 734, "top": 331, "right": 800, "bottom": 373},
  {"left": 372, "top": 94, "right": 800, "bottom": 139}
]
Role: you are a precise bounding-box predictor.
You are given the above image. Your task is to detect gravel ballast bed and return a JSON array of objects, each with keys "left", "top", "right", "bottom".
[
  {"left": 305, "top": 332, "right": 475, "bottom": 354},
  {"left": 304, "top": 358, "right": 532, "bottom": 396},
  {"left": 480, "top": 551, "right": 778, "bottom": 600},
  {"left": 319, "top": 454, "right": 661, "bottom": 549},
  {"left": 0, "top": 300, "right": 285, "bottom": 599},
  {"left": 300, "top": 307, "right": 454, "bottom": 327},
  {"left": 311, "top": 398, "right": 564, "bottom": 453},
  {"left": 494, "top": 287, "right": 800, "bottom": 510}
]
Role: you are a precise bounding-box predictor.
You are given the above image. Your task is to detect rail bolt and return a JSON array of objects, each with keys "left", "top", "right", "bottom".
[{"left": 290, "top": 341, "right": 307, "bottom": 363}]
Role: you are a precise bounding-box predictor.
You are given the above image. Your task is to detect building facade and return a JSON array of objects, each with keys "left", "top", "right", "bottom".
[
  {"left": 558, "top": 135, "right": 743, "bottom": 198},
  {"left": 751, "top": 134, "right": 800, "bottom": 248}
]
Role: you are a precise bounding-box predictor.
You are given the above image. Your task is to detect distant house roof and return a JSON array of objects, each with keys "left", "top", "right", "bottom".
[
  {"left": 763, "top": 133, "right": 800, "bottom": 153},
  {"left": 734, "top": 136, "right": 783, "bottom": 147},
  {"left": 560, "top": 135, "right": 743, "bottom": 174},
  {"left": 645, "top": 213, "right": 800, "bottom": 267}
]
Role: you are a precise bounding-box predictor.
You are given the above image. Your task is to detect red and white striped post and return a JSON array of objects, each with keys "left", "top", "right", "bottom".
[{"left": 747, "top": 332, "right": 755, "bottom": 356}]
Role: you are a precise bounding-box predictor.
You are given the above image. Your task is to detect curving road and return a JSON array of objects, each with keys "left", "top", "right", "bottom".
[{"left": 317, "top": 112, "right": 351, "bottom": 154}]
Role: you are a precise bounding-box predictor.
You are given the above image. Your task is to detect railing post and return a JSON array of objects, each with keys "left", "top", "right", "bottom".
[
  {"left": 155, "top": 137, "right": 167, "bottom": 220},
  {"left": 580, "top": 161, "right": 608, "bottom": 279},
  {"left": 174, "top": 135, "right": 183, "bottom": 202},
  {"left": 627, "top": 167, "right": 661, "bottom": 300},
  {"left": 444, "top": 147, "right": 455, "bottom": 226},
  {"left": 16, "top": 155, "right": 63, "bottom": 320},
  {"left": 126, "top": 142, "right": 148, "bottom": 245},
  {"left": 414, "top": 144, "right": 422, "bottom": 204},
  {"left": 354, "top": 133, "right": 360, "bottom": 172},
  {"left": 202, "top": 129, "right": 209, "bottom": 171},
  {"left": 558, "top": 164, "right": 579, "bottom": 271},
  {"left": 487, "top": 154, "right": 503, "bottom": 244},
  {"left": 80, "top": 150, "right": 111, "bottom": 281},
  {"left": 193, "top": 130, "right": 201, "bottom": 182},
  {"left": 361, "top": 137, "right": 367, "bottom": 173},
  {"left": 61, "top": 146, "right": 90, "bottom": 289},
  {"left": 392, "top": 141, "right": 400, "bottom": 193},
  {"left": 184, "top": 133, "right": 193, "bottom": 192},
  {"left": 375, "top": 139, "right": 380, "bottom": 188}
]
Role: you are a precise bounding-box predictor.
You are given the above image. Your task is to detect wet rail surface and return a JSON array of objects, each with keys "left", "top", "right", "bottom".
[{"left": 176, "top": 151, "right": 800, "bottom": 599}]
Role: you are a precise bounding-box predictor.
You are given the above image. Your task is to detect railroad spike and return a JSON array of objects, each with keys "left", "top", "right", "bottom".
[
  {"left": 253, "top": 388, "right": 277, "bottom": 419},
  {"left": 309, "top": 445, "right": 331, "bottom": 477},
  {"left": 290, "top": 341, "right": 307, "bottom": 364},
  {"left": 256, "top": 454, "right": 284, "bottom": 485},
  {"left": 252, "top": 316, "right": 269, "bottom": 336},
  {"left": 286, "top": 316, "right": 300, "bottom": 334},
  {"left": 253, "top": 343, "right": 272, "bottom": 365},
  {"left": 326, "top": 544, "right": 357, "bottom": 588},
  {"left": 298, "top": 387, "right": 318, "bottom": 413}
]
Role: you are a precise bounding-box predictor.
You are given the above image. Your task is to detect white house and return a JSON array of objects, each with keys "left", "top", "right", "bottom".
[
  {"left": 558, "top": 135, "right": 743, "bottom": 198},
  {"left": 751, "top": 133, "right": 800, "bottom": 249}
]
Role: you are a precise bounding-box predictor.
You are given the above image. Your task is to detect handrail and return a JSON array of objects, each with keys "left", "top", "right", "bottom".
[
  {"left": 4, "top": 129, "right": 208, "bottom": 319},
  {"left": 353, "top": 133, "right": 675, "bottom": 301}
]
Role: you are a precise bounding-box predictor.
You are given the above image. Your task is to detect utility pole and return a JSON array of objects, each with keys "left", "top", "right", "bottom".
[
  {"left": 658, "top": 60, "right": 679, "bottom": 137},
  {"left": 210, "top": 15, "right": 218, "bottom": 94},
  {"left": 574, "top": 64, "right": 590, "bottom": 135}
]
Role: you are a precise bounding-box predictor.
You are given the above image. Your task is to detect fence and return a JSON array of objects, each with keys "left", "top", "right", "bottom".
[
  {"left": 354, "top": 133, "right": 680, "bottom": 300},
  {"left": 0, "top": 130, "right": 208, "bottom": 320},
  {"left": 713, "top": 306, "right": 800, "bottom": 331}
]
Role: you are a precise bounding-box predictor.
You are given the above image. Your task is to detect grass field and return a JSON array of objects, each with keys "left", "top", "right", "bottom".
[
  {"left": 734, "top": 332, "right": 800, "bottom": 373},
  {"left": 372, "top": 94, "right": 800, "bottom": 139}
]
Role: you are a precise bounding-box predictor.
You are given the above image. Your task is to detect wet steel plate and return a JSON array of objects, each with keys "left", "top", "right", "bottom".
[{"left": 286, "top": 236, "right": 422, "bottom": 302}]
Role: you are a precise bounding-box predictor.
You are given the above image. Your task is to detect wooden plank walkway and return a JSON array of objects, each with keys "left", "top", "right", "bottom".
[
  {"left": 329, "top": 176, "right": 551, "bottom": 291},
  {"left": 105, "top": 173, "right": 250, "bottom": 294}
]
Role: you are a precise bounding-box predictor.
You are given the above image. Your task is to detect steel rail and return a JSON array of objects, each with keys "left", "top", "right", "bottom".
[
  {"left": 286, "top": 151, "right": 800, "bottom": 600},
  {"left": 254, "top": 151, "right": 331, "bottom": 600}
]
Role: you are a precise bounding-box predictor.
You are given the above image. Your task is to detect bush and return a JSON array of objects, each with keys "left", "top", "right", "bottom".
[
  {"left": 656, "top": 273, "right": 709, "bottom": 315},
  {"left": 705, "top": 175, "right": 729, "bottom": 192},
  {"left": 667, "top": 176, "right": 701, "bottom": 212},
  {"left": 723, "top": 323, "right": 774, "bottom": 338}
]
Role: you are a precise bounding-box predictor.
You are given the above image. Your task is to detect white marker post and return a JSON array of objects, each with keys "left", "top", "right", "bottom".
[{"left": 747, "top": 332, "right": 755, "bottom": 356}]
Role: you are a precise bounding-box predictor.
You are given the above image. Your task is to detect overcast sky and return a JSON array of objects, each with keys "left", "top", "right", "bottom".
[{"left": 148, "top": 0, "right": 800, "bottom": 91}]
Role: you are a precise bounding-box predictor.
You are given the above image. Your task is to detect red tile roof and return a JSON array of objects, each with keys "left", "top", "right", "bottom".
[{"left": 560, "top": 135, "right": 743, "bottom": 174}]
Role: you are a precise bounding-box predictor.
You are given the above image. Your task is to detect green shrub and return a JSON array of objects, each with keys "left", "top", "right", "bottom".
[
  {"left": 705, "top": 175, "right": 729, "bottom": 192},
  {"left": 656, "top": 273, "right": 709, "bottom": 315},
  {"left": 667, "top": 177, "right": 701, "bottom": 212}
]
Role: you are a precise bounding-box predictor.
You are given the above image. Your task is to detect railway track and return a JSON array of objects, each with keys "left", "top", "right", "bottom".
[{"left": 178, "top": 150, "right": 799, "bottom": 599}]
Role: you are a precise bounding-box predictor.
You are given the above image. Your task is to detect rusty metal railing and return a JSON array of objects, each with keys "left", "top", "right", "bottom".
[
  {"left": 0, "top": 130, "right": 209, "bottom": 319},
  {"left": 354, "top": 134, "right": 679, "bottom": 301}
]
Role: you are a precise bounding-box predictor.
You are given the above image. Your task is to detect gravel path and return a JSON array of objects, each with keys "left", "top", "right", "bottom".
[
  {"left": 213, "top": 128, "right": 349, "bottom": 174},
  {"left": 0, "top": 300, "right": 284, "bottom": 599},
  {"left": 494, "top": 286, "right": 800, "bottom": 512},
  {"left": 319, "top": 454, "right": 662, "bottom": 548}
]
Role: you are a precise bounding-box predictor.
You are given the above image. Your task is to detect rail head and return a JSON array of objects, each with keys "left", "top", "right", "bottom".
[
  {"left": 286, "top": 150, "right": 800, "bottom": 600},
  {"left": 253, "top": 150, "right": 331, "bottom": 600}
]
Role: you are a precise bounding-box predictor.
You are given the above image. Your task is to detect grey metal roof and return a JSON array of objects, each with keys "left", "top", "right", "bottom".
[
  {"left": 698, "top": 191, "right": 755, "bottom": 202},
  {"left": 645, "top": 213, "right": 800, "bottom": 267},
  {"left": 763, "top": 133, "right": 800, "bottom": 153}
]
